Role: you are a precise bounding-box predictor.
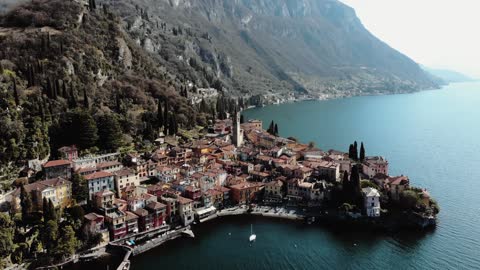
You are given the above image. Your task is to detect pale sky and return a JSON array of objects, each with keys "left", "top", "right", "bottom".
[{"left": 340, "top": 0, "right": 480, "bottom": 78}]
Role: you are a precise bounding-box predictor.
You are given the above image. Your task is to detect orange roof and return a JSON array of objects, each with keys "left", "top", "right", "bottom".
[
  {"left": 206, "top": 189, "right": 222, "bottom": 196},
  {"left": 178, "top": 196, "right": 193, "bottom": 205},
  {"left": 125, "top": 211, "right": 139, "bottom": 221},
  {"left": 43, "top": 160, "right": 71, "bottom": 168},
  {"left": 85, "top": 171, "right": 113, "bottom": 180},
  {"left": 114, "top": 168, "right": 135, "bottom": 177},
  {"left": 230, "top": 182, "right": 263, "bottom": 190},
  {"left": 214, "top": 186, "right": 230, "bottom": 193}
]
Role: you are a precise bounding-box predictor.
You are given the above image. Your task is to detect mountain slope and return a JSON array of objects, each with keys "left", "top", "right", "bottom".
[
  {"left": 100, "top": 0, "right": 439, "bottom": 100},
  {"left": 0, "top": 0, "right": 200, "bottom": 181},
  {"left": 423, "top": 66, "right": 474, "bottom": 83}
]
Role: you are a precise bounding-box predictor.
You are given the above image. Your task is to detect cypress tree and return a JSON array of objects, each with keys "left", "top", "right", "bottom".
[
  {"left": 168, "top": 115, "right": 175, "bottom": 136},
  {"left": 351, "top": 165, "right": 361, "bottom": 197},
  {"left": 360, "top": 142, "right": 365, "bottom": 161},
  {"left": 173, "top": 115, "right": 178, "bottom": 134},
  {"left": 164, "top": 113, "right": 169, "bottom": 135},
  {"left": 342, "top": 170, "right": 350, "bottom": 198},
  {"left": 274, "top": 123, "right": 279, "bottom": 136},
  {"left": 12, "top": 77, "right": 19, "bottom": 106},
  {"left": 211, "top": 106, "right": 216, "bottom": 123},
  {"left": 157, "top": 100, "right": 164, "bottom": 128},
  {"left": 20, "top": 185, "right": 32, "bottom": 225},
  {"left": 83, "top": 88, "right": 89, "bottom": 109},
  {"left": 55, "top": 80, "right": 61, "bottom": 98},
  {"left": 48, "top": 199, "right": 56, "bottom": 222},
  {"left": 62, "top": 81, "right": 67, "bottom": 98},
  {"left": 115, "top": 94, "right": 121, "bottom": 112},
  {"left": 42, "top": 197, "right": 49, "bottom": 222},
  {"left": 240, "top": 114, "right": 245, "bottom": 124},
  {"left": 46, "top": 78, "right": 53, "bottom": 98},
  {"left": 46, "top": 33, "right": 51, "bottom": 49},
  {"left": 163, "top": 99, "right": 169, "bottom": 125},
  {"left": 267, "top": 120, "right": 274, "bottom": 134},
  {"left": 40, "top": 104, "right": 46, "bottom": 123},
  {"left": 52, "top": 79, "right": 58, "bottom": 100},
  {"left": 348, "top": 144, "right": 354, "bottom": 159},
  {"left": 69, "top": 87, "right": 77, "bottom": 108},
  {"left": 353, "top": 141, "right": 358, "bottom": 161}
]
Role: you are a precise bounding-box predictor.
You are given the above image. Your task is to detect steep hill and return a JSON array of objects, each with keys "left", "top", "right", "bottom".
[
  {"left": 0, "top": 0, "right": 201, "bottom": 182},
  {"left": 99, "top": 0, "right": 440, "bottom": 101}
]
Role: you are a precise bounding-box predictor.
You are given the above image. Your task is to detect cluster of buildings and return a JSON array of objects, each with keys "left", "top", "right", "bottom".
[{"left": 11, "top": 112, "right": 422, "bottom": 243}]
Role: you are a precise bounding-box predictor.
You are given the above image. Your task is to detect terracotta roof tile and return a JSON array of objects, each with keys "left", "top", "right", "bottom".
[{"left": 43, "top": 160, "right": 71, "bottom": 168}]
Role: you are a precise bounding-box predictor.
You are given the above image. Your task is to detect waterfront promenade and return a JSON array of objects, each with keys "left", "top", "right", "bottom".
[{"left": 201, "top": 205, "right": 306, "bottom": 223}]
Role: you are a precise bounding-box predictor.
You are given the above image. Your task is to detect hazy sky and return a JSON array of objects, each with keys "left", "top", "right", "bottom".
[{"left": 340, "top": 0, "right": 480, "bottom": 78}]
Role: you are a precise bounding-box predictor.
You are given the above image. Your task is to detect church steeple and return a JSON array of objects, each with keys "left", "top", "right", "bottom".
[{"left": 232, "top": 108, "right": 243, "bottom": 147}]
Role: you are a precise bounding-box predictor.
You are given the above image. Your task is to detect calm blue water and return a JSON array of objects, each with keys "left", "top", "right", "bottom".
[{"left": 132, "top": 82, "right": 480, "bottom": 269}]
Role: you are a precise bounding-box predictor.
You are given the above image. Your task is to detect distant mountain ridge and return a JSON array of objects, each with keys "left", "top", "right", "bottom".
[
  {"left": 422, "top": 66, "right": 474, "bottom": 83},
  {"left": 98, "top": 0, "right": 440, "bottom": 101}
]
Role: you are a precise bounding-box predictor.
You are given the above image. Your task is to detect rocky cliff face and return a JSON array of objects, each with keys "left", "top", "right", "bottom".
[{"left": 100, "top": 0, "right": 439, "bottom": 100}]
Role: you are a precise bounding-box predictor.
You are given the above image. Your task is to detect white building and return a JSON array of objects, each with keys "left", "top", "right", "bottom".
[
  {"left": 178, "top": 196, "right": 194, "bottom": 226},
  {"left": 362, "top": 187, "right": 381, "bottom": 217}
]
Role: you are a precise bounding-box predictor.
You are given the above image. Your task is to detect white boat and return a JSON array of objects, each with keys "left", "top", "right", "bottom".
[{"left": 249, "top": 224, "right": 256, "bottom": 242}]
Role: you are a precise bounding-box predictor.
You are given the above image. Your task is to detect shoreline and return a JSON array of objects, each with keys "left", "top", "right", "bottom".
[
  {"left": 247, "top": 85, "right": 444, "bottom": 109},
  {"left": 64, "top": 205, "right": 435, "bottom": 270}
]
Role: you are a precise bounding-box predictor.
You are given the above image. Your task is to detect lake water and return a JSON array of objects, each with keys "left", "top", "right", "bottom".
[{"left": 100, "top": 82, "right": 480, "bottom": 269}]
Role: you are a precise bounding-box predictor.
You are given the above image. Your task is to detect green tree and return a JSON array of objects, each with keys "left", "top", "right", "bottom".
[
  {"left": 42, "top": 220, "right": 58, "bottom": 255},
  {"left": 274, "top": 123, "right": 279, "bottom": 136},
  {"left": 168, "top": 114, "right": 176, "bottom": 136},
  {"left": 163, "top": 99, "right": 169, "bottom": 125},
  {"left": 360, "top": 180, "right": 379, "bottom": 190},
  {"left": 83, "top": 88, "right": 89, "bottom": 109},
  {"left": 350, "top": 165, "right": 361, "bottom": 197},
  {"left": 71, "top": 173, "right": 88, "bottom": 203},
  {"left": 68, "top": 87, "right": 77, "bottom": 108},
  {"left": 55, "top": 225, "right": 78, "bottom": 259},
  {"left": 267, "top": 120, "right": 274, "bottom": 135},
  {"left": 97, "top": 114, "right": 123, "bottom": 151},
  {"left": 360, "top": 142, "right": 365, "bottom": 161},
  {"left": 400, "top": 190, "right": 420, "bottom": 210},
  {"left": 240, "top": 114, "right": 245, "bottom": 124},
  {"left": 0, "top": 213, "right": 14, "bottom": 258},
  {"left": 48, "top": 200, "right": 57, "bottom": 221},
  {"left": 20, "top": 185, "right": 32, "bottom": 225},
  {"left": 42, "top": 197, "right": 49, "bottom": 222},
  {"left": 12, "top": 77, "right": 19, "bottom": 106},
  {"left": 88, "top": 232, "right": 103, "bottom": 247},
  {"left": 11, "top": 246, "right": 23, "bottom": 264},
  {"left": 157, "top": 99, "right": 164, "bottom": 128},
  {"left": 348, "top": 144, "right": 354, "bottom": 159},
  {"left": 68, "top": 205, "right": 85, "bottom": 230},
  {"left": 30, "top": 238, "right": 43, "bottom": 255},
  {"left": 75, "top": 110, "right": 98, "bottom": 149}
]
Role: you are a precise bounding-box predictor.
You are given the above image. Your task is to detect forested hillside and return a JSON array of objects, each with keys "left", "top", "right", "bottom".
[{"left": 0, "top": 0, "right": 229, "bottom": 184}]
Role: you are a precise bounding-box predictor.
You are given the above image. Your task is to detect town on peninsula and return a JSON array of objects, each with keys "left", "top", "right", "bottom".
[{"left": 0, "top": 110, "right": 439, "bottom": 269}]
